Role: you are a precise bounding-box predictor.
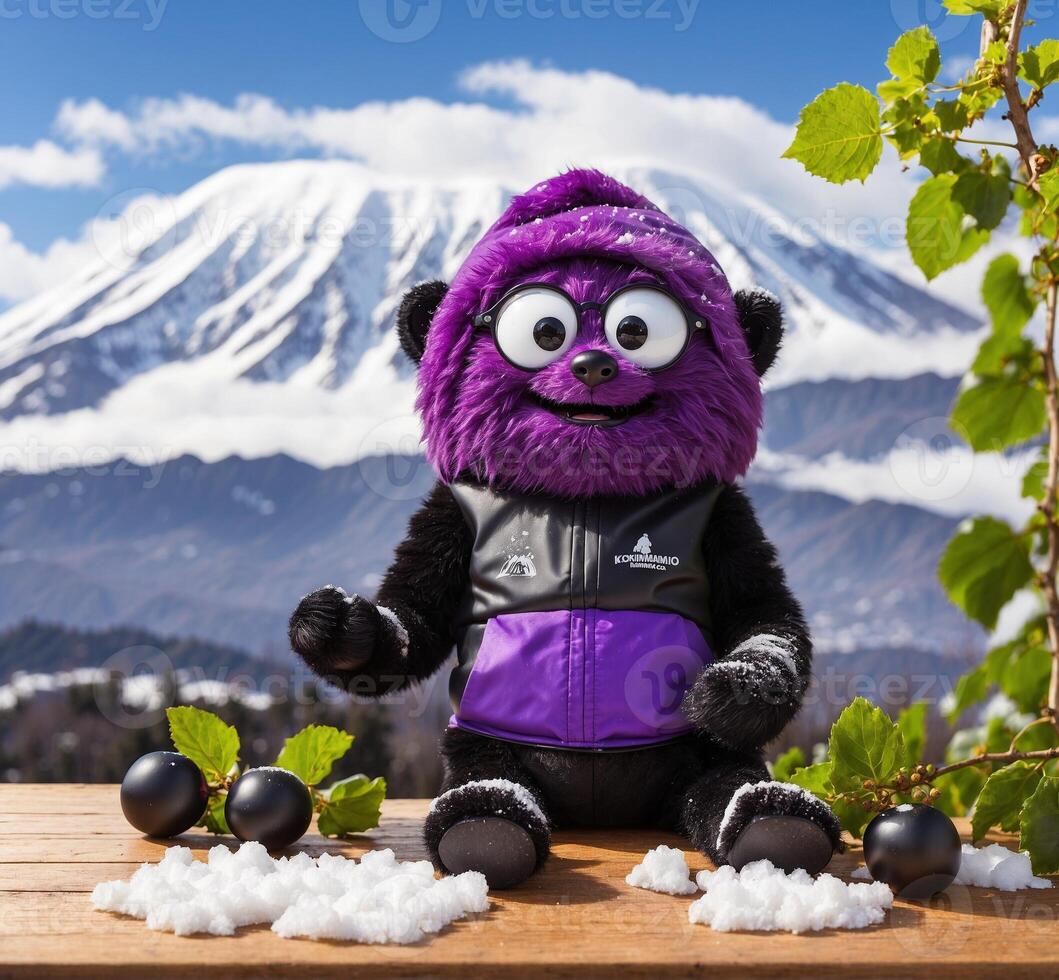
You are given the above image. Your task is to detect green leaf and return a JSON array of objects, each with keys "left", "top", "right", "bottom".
[
  {"left": 1019, "top": 775, "right": 1059, "bottom": 874},
  {"left": 934, "top": 99, "right": 970, "bottom": 131},
  {"left": 938, "top": 517, "right": 1034, "bottom": 629},
  {"left": 166, "top": 706, "right": 239, "bottom": 783},
  {"left": 951, "top": 376, "right": 1046, "bottom": 452},
  {"left": 1020, "top": 40, "right": 1059, "bottom": 90},
  {"left": 834, "top": 796, "right": 875, "bottom": 840},
  {"left": 1039, "top": 169, "right": 1059, "bottom": 211},
  {"left": 787, "top": 761, "right": 833, "bottom": 796},
  {"left": 887, "top": 28, "right": 941, "bottom": 85},
  {"left": 946, "top": 663, "right": 991, "bottom": 723},
  {"left": 317, "top": 775, "right": 386, "bottom": 837},
  {"left": 981, "top": 254, "right": 1036, "bottom": 336},
  {"left": 897, "top": 702, "right": 928, "bottom": 765},
  {"left": 971, "top": 333, "right": 1034, "bottom": 377},
  {"left": 907, "top": 174, "right": 989, "bottom": 279},
  {"left": 275, "top": 724, "right": 354, "bottom": 787},
  {"left": 952, "top": 172, "right": 1011, "bottom": 231},
  {"left": 974, "top": 762, "right": 1045, "bottom": 839},
  {"left": 772, "top": 746, "right": 806, "bottom": 782},
  {"left": 783, "top": 84, "right": 883, "bottom": 184},
  {"left": 943, "top": 0, "right": 1004, "bottom": 16},
  {"left": 1023, "top": 460, "right": 1048, "bottom": 500},
  {"left": 828, "top": 697, "right": 905, "bottom": 793},
  {"left": 1000, "top": 644, "right": 1052, "bottom": 713},
  {"left": 933, "top": 767, "right": 986, "bottom": 818},
  {"left": 198, "top": 792, "right": 231, "bottom": 835},
  {"left": 920, "top": 137, "right": 967, "bottom": 175}
]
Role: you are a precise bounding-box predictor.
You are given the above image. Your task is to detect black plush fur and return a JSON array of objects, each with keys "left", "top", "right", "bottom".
[
  {"left": 288, "top": 482, "right": 471, "bottom": 695},
  {"left": 713, "top": 782, "right": 844, "bottom": 858},
  {"left": 291, "top": 477, "right": 828, "bottom": 874},
  {"left": 396, "top": 280, "right": 449, "bottom": 364},
  {"left": 734, "top": 288, "right": 784, "bottom": 376},
  {"left": 424, "top": 728, "right": 551, "bottom": 874},
  {"left": 682, "top": 484, "right": 812, "bottom": 751}
]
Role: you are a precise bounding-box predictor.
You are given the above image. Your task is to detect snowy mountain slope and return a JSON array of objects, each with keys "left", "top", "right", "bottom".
[{"left": 0, "top": 160, "right": 980, "bottom": 434}]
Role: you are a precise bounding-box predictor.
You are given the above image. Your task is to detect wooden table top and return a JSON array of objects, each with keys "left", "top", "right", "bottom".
[{"left": 0, "top": 785, "right": 1056, "bottom": 978}]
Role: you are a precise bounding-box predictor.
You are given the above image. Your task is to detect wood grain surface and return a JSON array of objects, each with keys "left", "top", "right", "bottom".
[{"left": 0, "top": 785, "right": 1055, "bottom": 979}]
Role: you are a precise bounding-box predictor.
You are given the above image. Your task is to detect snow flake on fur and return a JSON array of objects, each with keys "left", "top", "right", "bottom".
[
  {"left": 716, "top": 781, "right": 842, "bottom": 858},
  {"left": 375, "top": 605, "right": 409, "bottom": 657},
  {"left": 731, "top": 634, "right": 799, "bottom": 676}
]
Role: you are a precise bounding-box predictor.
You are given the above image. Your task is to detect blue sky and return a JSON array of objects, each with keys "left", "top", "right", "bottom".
[{"left": 0, "top": 0, "right": 1041, "bottom": 298}]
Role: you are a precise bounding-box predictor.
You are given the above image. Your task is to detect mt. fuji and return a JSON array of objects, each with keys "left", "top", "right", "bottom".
[
  {"left": 0, "top": 160, "right": 999, "bottom": 659},
  {"left": 0, "top": 160, "right": 981, "bottom": 469}
]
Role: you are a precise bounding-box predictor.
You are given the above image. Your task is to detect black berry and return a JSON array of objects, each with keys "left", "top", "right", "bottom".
[
  {"left": 120, "top": 751, "right": 208, "bottom": 838},
  {"left": 224, "top": 767, "right": 313, "bottom": 850},
  {"left": 863, "top": 803, "right": 961, "bottom": 899}
]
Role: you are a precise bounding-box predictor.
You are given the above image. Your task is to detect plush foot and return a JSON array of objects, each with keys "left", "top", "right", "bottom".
[
  {"left": 438, "top": 817, "right": 538, "bottom": 890},
  {"left": 727, "top": 815, "right": 834, "bottom": 875},
  {"left": 424, "top": 778, "right": 550, "bottom": 890},
  {"left": 717, "top": 781, "right": 842, "bottom": 875}
]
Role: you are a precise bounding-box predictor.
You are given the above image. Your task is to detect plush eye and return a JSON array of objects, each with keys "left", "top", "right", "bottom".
[
  {"left": 492, "top": 287, "right": 578, "bottom": 369},
  {"left": 604, "top": 288, "right": 690, "bottom": 369}
]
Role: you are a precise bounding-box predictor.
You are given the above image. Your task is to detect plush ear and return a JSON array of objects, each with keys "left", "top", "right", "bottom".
[
  {"left": 733, "top": 289, "right": 784, "bottom": 376},
  {"left": 396, "top": 280, "right": 448, "bottom": 364}
]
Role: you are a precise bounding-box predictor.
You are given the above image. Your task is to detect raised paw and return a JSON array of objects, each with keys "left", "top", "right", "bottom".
[
  {"left": 718, "top": 781, "right": 842, "bottom": 875},
  {"left": 288, "top": 586, "right": 380, "bottom": 674},
  {"left": 683, "top": 635, "right": 807, "bottom": 750},
  {"left": 425, "top": 779, "right": 550, "bottom": 890}
]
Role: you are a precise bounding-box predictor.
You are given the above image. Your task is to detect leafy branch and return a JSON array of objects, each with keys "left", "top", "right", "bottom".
[
  {"left": 165, "top": 706, "right": 385, "bottom": 837},
  {"left": 782, "top": 0, "right": 1059, "bottom": 873}
]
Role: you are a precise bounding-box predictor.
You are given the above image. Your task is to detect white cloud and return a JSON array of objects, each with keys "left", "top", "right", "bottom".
[
  {"left": 0, "top": 140, "right": 103, "bottom": 190},
  {"left": 0, "top": 222, "right": 100, "bottom": 304},
  {"left": 19, "top": 60, "right": 1057, "bottom": 315},
  {"left": 754, "top": 444, "right": 1036, "bottom": 525},
  {"left": 55, "top": 98, "right": 136, "bottom": 151},
  {"left": 52, "top": 61, "right": 920, "bottom": 232}
]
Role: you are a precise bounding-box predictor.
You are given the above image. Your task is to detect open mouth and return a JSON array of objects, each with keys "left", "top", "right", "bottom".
[{"left": 529, "top": 393, "right": 655, "bottom": 427}]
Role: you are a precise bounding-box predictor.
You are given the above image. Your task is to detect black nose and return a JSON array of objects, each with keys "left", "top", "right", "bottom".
[{"left": 570, "top": 349, "right": 618, "bottom": 388}]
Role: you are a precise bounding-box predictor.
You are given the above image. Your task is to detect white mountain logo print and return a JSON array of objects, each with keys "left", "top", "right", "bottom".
[
  {"left": 499, "top": 530, "right": 537, "bottom": 578},
  {"left": 615, "top": 532, "right": 679, "bottom": 572}
]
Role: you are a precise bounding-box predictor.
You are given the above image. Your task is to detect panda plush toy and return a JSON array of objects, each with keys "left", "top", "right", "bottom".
[{"left": 289, "top": 170, "right": 842, "bottom": 889}]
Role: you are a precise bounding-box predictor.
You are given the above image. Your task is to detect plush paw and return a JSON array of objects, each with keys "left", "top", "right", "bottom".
[
  {"left": 288, "top": 586, "right": 381, "bottom": 674},
  {"left": 727, "top": 815, "right": 834, "bottom": 875},
  {"left": 437, "top": 817, "right": 538, "bottom": 890},
  {"left": 425, "top": 779, "right": 550, "bottom": 890},
  {"left": 717, "top": 781, "right": 842, "bottom": 874},
  {"left": 682, "top": 634, "right": 807, "bottom": 750}
]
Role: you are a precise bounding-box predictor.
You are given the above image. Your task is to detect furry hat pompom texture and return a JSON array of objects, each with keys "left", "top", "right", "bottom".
[{"left": 414, "top": 169, "right": 766, "bottom": 498}]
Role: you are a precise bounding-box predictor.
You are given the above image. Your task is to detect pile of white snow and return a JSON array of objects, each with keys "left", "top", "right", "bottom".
[
  {"left": 851, "top": 843, "right": 1052, "bottom": 892},
  {"left": 953, "top": 844, "right": 1051, "bottom": 890},
  {"left": 92, "top": 841, "right": 489, "bottom": 944},
  {"left": 625, "top": 845, "right": 697, "bottom": 895},
  {"left": 688, "top": 861, "right": 894, "bottom": 933}
]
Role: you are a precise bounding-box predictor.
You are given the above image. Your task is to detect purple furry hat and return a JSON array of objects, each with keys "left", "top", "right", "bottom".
[{"left": 411, "top": 169, "right": 767, "bottom": 498}]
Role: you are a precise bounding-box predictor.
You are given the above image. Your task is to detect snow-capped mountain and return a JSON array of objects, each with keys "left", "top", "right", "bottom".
[
  {"left": 0, "top": 160, "right": 979, "bottom": 434},
  {"left": 0, "top": 160, "right": 999, "bottom": 660}
]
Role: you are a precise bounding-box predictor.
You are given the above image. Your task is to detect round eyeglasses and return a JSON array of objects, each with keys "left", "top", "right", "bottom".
[{"left": 474, "top": 283, "right": 708, "bottom": 372}]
